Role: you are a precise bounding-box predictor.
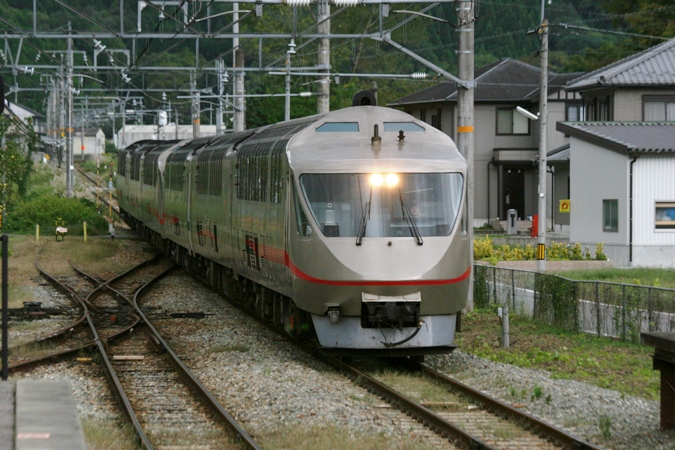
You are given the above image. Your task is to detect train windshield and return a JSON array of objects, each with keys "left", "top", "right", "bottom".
[{"left": 299, "top": 173, "right": 463, "bottom": 239}]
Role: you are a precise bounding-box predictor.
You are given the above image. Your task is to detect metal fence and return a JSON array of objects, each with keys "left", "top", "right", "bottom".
[{"left": 473, "top": 264, "right": 675, "bottom": 343}]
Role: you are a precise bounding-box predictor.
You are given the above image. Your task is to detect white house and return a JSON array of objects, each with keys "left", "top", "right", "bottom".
[
  {"left": 73, "top": 128, "right": 105, "bottom": 159},
  {"left": 115, "top": 124, "right": 219, "bottom": 149},
  {"left": 557, "top": 122, "right": 675, "bottom": 268},
  {"left": 3, "top": 100, "right": 46, "bottom": 134}
]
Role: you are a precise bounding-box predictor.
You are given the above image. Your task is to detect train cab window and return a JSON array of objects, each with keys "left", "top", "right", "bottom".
[
  {"left": 383, "top": 122, "right": 425, "bottom": 132},
  {"left": 316, "top": 122, "right": 359, "bottom": 132},
  {"left": 294, "top": 184, "right": 313, "bottom": 238},
  {"left": 299, "top": 172, "right": 464, "bottom": 239}
]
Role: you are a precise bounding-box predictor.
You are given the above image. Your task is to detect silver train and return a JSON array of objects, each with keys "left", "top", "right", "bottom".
[{"left": 116, "top": 106, "right": 470, "bottom": 356}]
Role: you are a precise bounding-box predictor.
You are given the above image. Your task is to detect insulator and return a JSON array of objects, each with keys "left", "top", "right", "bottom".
[
  {"left": 285, "top": 0, "right": 311, "bottom": 6},
  {"left": 410, "top": 72, "right": 427, "bottom": 80},
  {"left": 333, "top": 0, "right": 358, "bottom": 5}
]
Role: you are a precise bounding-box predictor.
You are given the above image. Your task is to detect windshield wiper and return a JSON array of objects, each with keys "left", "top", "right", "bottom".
[
  {"left": 400, "top": 191, "right": 423, "bottom": 245},
  {"left": 356, "top": 188, "right": 372, "bottom": 246}
]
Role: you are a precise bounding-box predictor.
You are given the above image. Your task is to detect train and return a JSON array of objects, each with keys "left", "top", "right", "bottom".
[{"left": 116, "top": 105, "right": 470, "bottom": 357}]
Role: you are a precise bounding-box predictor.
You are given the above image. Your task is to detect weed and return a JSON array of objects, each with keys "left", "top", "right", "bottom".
[
  {"left": 598, "top": 415, "right": 612, "bottom": 439},
  {"left": 531, "top": 385, "right": 543, "bottom": 401}
]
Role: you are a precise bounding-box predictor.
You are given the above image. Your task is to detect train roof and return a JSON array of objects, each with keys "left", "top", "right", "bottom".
[{"left": 285, "top": 106, "right": 465, "bottom": 173}]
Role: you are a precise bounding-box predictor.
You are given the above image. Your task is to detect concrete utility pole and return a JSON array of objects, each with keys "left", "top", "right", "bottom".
[
  {"left": 285, "top": 43, "right": 292, "bottom": 122},
  {"left": 317, "top": 0, "right": 330, "bottom": 114},
  {"left": 66, "top": 22, "right": 74, "bottom": 198},
  {"left": 457, "top": 0, "right": 475, "bottom": 310},
  {"left": 537, "top": 13, "right": 549, "bottom": 272},
  {"left": 216, "top": 58, "right": 224, "bottom": 134},
  {"left": 234, "top": 49, "right": 245, "bottom": 131},
  {"left": 191, "top": 72, "right": 200, "bottom": 139}
]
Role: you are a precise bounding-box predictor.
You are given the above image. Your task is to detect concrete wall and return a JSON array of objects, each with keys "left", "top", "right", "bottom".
[
  {"left": 614, "top": 89, "right": 675, "bottom": 121},
  {"left": 74, "top": 130, "right": 105, "bottom": 157},
  {"left": 570, "top": 138, "right": 629, "bottom": 252}
]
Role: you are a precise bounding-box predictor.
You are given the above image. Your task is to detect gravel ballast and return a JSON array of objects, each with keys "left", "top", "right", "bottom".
[{"left": 9, "top": 254, "right": 675, "bottom": 449}]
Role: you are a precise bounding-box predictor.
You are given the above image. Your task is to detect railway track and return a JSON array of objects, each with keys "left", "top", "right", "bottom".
[
  {"left": 319, "top": 355, "right": 602, "bottom": 450},
  {"left": 26, "top": 251, "right": 260, "bottom": 450},
  {"left": 74, "top": 164, "right": 119, "bottom": 217}
]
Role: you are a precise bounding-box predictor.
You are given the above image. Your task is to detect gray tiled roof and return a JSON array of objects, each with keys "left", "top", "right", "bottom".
[
  {"left": 565, "top": 38, "right": 675, "bottom": 91},
  {"left": 547, "top": 144, "right": 570, "bottom": 163},
  {"left": 388, "top": 58, "right": 580, "bottom": 106},
  {"left": 556, "top": 122, "right": 675, "bottom": 153}
]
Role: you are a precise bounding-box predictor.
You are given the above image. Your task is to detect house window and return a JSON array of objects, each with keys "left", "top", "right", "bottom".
[
  {"left": 656, "top": 202, "right": 675, "bottom": 230},
  {"left": 603, "top": 199, "right": 618, "bottom": 232},
  {"left": 496, "top": 108, "right": 529, "bottom": 135},
  {"left": 566, "top": 103, "right": 585, "bottom": 122},
  {"left": 643, "top": 96, "right": 675, "bottom": 121},
  {"left": 586, "top": 96, "right": 612, "bottom": 121}
]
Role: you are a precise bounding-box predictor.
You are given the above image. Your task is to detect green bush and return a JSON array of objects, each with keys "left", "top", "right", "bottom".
[
  {"left": 5, "top": 195, "right": 108, "bottom": 235},
  {"left": 474, "top": 235, "right": 607, "bottom": 262}
]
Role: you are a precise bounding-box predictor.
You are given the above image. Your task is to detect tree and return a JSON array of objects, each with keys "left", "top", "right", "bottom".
[{"left": 0, "top": 113, "right": 39, "bottom": 228}]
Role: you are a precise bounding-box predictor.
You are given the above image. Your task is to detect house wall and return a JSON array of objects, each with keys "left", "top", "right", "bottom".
[
  {"left": 412, "top": 100, "right": 567, "bottom": 228},
  {"left": 551, "top": 165, "right": 570, "bottom": 229},
  {"left": 570, "top": 138, "right": 630, "bottom": 265},
  {"left": 74, "top": 131, "right": 105, "bottom": 157},
  {"left": 632, "top": 155, "right": 675, "bottom": 268},
  {"left": 614, "top": 89, "right": 675, "bottom": 121}
]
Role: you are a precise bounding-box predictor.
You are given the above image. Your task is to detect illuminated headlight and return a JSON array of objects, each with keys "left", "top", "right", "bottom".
[
  {"left": 369, "top": 173, "right": 399, "bottom": 188},
  {"left": 385, "top": 173, "right": 399, "bottom": 187},
  {"left": 369, "top": 173, "right": 384, "bottom": 187}
]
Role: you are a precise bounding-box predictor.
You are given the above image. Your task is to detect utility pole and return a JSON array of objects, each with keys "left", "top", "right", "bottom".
[
  {"left": 66, "top": 22, "right": 74, "bottom": 198},
  {"left": 457, "top": 0, "right": 475, "bottom": 310},
  {"left": 191, "top": 72, "right": 200, "bottom": 139},
  {"left": 216, "top": 59, "right": 224, "bottom": 134},
  {"left": 537, "top": 11, "right": 549, "bottom": 272},
  {"left": 234, "top": 49, "right": 245, "bottom": 131},
  {"left": 81, "top": 96, "right": 86, "bottom": 159},
  {"left": 317, "top": 0, "right": 330, "bottom": 114},
  {"left": 232, "top": 4, "right": 245, "bottom": 132},
  {"left": 285, "top": 44, "right": 292, "bottom": 122}
]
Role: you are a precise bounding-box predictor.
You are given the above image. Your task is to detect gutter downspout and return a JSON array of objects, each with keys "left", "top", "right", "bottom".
[
  {"left": 487, "top": 158, "right": 494, "bottom": 227},
  {"left": 548, "top": 166, "right": 555, "bottom": 232},
  {"left": 629, "top": 154, "right": 639, "bottom": 266}
]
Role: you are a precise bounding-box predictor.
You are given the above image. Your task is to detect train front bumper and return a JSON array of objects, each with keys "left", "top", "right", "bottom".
[{"left": 311, "top": 313, "right": 457, "bottom": 352}]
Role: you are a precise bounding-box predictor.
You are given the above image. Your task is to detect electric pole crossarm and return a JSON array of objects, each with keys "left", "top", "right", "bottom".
[{"left": 373, "top": 34, "right": 473, "bottom": 89}]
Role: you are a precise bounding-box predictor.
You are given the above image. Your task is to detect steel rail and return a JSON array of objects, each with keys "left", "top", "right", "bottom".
[
  {"left": 129, "top": 269, "right": 262, "bottom": 450},
  {"left": 418, "top": 363, "right": 603, "bottom": 450},
  {"left": 73, "top": 166, "right": 121, "bottom": 217},
  {"left": 76, "top": 260, "right": 261, "bottom": 449},
  {"left": 78, "top": 261, "right": 172, "bottom": 450},
  {"left": 319, "top": 353, "right": 496, "bottom": 450},
  {"left": 11, "top": 256, "right": 140, "bottom": 373}
]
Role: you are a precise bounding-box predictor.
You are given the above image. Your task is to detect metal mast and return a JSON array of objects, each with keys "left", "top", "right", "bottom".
[
  {"left": 317, "top": 0, "right": 330, "bottom": 114},
  {"left": 66, "top": 22, "right": 74, "bottom": 198}
]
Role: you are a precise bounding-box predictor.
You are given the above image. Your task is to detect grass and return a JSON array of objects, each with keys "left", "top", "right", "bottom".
[
  {"left": 455, "top": 309, "right": 660, "bottom": 400},
  {"left": 257, "top": 425, "right": 441, "bottom": 450},
  {"left": 82, "top": 420, "right": 140, "bottom": 450},
  {"left": 553, "top": 267, "right": 675, "bottom": 289}
]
